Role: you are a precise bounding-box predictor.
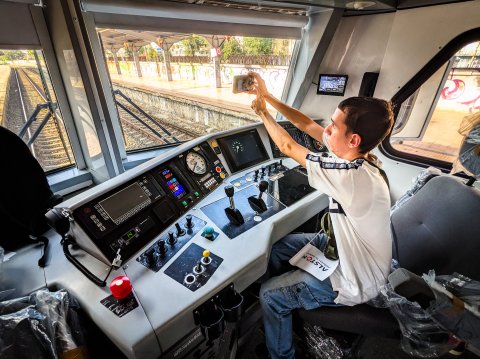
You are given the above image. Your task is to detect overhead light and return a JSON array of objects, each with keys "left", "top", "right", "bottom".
[{"left": 346, "top": 1, "right": 376, "bottom": 10}]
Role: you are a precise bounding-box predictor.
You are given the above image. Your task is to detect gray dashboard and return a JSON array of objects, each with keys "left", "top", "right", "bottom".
[{"left": 41, "top": 122, "right": 329, "bottom": 358}]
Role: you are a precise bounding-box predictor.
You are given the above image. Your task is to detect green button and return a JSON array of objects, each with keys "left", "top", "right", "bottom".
[
  {"left": 203, "top": 226, "right": 215, "bottom": 239},
  {"left": 194, "top": 191, "right": 200, "bottom": 197},
  {"left": 181, "top": 200, "right": 188, "bottom": 207}
]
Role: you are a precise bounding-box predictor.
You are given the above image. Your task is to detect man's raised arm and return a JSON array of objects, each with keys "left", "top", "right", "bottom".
[{"left": 249, "top": 72, "right": 324, "bottom": 142}]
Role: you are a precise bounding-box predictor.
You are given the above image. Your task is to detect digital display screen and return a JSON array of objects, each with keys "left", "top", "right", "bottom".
[
  {"left": 217, "top": 129, "right": 269, "bottom": 173},
  {"left": 161, "top": 168, "right": 187, "bottom": 199},
  {"left": 99, "top": 182, "right": 150, "bottom": 223},
  {"left": 317, "top": 74, "right": 348, "bottom": 96}
]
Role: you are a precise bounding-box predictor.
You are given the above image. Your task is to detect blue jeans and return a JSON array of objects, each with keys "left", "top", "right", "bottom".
[{"left": 260, "top": 233, "right": 342, "bottom": 359}]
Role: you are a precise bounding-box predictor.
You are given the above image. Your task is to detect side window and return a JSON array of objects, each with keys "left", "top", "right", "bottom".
[
  {"left": 0, "top": 50, "right": 75, "bottom": 172},
  {"left": 98, "top": 30, "right": 295, "bottom": 153},
  {"left": 389, "top": 41, "right": 479, "bottom": 167}
]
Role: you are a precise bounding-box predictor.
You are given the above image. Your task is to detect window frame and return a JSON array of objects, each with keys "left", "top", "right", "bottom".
[{"left": 380, "top": 27, "right": 480, "bottom": 171}]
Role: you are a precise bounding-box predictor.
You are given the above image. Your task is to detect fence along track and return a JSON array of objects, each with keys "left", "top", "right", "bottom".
[{"left": 13, "top": 67, "right": 74, "bottom": 171}]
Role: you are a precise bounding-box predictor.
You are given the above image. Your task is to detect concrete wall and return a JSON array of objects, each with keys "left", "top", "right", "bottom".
[{"left": 114, "top": 84, "right": 259, "bottom": 135}]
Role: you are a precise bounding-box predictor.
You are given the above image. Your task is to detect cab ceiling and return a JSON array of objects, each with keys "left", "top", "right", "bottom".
[{"left": 160, "top": 0, "right": 472, "bottom": 14}]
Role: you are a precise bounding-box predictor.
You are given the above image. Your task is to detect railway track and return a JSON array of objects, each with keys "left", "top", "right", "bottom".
[
  {"left": 4, "top": 66, "right": 74, "bottom": 172},
  {"left": 115, "top": 98, "right": 198, "bottom": 151},
  {"left": 3, "top": 65, "right": 205, "bottom": 171}
]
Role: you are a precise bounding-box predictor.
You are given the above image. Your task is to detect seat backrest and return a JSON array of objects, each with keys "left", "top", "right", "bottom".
[
  {"left": 391, "top": 175, "right": 480, "bottom": 280},
  {"left": 0, "top": 126, "right": 57, "bottom": 250}
]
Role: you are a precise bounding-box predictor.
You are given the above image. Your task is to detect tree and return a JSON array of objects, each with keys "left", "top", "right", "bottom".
[
  {"left": 221, "top": 37, "right": 244, "bottom": 62},
  {"left": 180, "top": 35, "right": 209, "bottom": 56},
  {"left": 5, "top": 50, "right": 26, "bottom": 62},
  {"left": 243, "top": 37, "right": 273, "bottom": 55}
]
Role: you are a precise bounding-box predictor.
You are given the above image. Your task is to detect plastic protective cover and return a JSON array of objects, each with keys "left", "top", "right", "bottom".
[
  {"left": 452, "top": 112, "right": 480, "bottom": 178},
  {"left": 370, "top": 282, "right": 454, "bottom": 358},
  {"left": 423, "top": 272, "right": 480, "bottom": 349},
  {"left": 0, "top": 288, "right": 85, "bottom": 359},
  {"left": 304, "top": 325, "right": 344, "bottom": 359},
  {"left": 390, "top": 167, "right": 442, "bottom": 214}
]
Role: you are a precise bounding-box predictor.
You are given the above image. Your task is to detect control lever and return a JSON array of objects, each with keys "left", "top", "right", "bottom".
[
  {"left": 175, "top": 222, "right": 185, "bottom": 236},
  {"left": 145, "top": 247, "right": 159, "bottom": 266},
  {"left": 168, "top": 231, "right": 176, "bottom": 245},
  {"left": 248, "top": 180, "right": 268, "bottom": 213},
  {"left": 185, "top": 214, "right": 193, "bottom": 228},
  {"left": 224, "top": 185, "right": 244, "bottom": 225}
]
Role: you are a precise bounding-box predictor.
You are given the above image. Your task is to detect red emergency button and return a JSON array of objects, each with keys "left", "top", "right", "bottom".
[
  {"left": 110, "top": 275, "right": 132, "bottom": 300},
  {"left": 215, "top": 166, "right": 221, "bottom": 173}
]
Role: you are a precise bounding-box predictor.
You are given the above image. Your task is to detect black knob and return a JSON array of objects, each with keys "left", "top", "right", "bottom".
[
  {"left": 261, "top": 167, "right": 266, "bottom": 175},
  {"left": 145, "top": 248, "right": 158, "bottom": 265},
  {"left": 158, "top": 239, "right": 167, "bottom": 255},
  {"left": 224, "top": 185, "right": 235, "bottom": 198},
  {"left": 280, "top": 159, "right": 283, "bottom": 167},
  {"left": 175, "top": 222, "right": 185, "bottom": 236},
  {"left": 168, "top": 231, "right": 176, "bottom": 245},
  {"left": 254, "top": 169, "right": 259, "bottom": 176},
  {"left": 186, "top": 214, "right": 193, "bottom": 228},
  {"left": 259, "top": 180, "right": 269, "bottom": 193}
]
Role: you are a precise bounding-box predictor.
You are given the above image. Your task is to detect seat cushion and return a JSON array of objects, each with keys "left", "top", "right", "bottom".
[{"left": 296, "top": 304, "right": 400, "bottom": 338}]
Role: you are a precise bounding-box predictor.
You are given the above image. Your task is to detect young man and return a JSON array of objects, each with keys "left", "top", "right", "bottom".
[{"left": 248, "top": 72, "right": 394, "bottom": 359}]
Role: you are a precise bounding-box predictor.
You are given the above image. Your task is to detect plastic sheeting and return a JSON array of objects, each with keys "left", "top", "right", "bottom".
[
  {"left": 423, "top": 272, "right": 480, "bottom": 349},
  {"left": 373, "top": 282, "right": 454, "bottom": 358},
  {"left": 390, "top": 167, "right": 442, "bottom": 214},
  {"left": 304, "top": 325, "right": 345, "bottom": 359},
  {"left": 0, "top": 288, "right": 85, "bottom": 359},
  {"left": 452, "top": 112, "right": 480, "bottom": 178}
]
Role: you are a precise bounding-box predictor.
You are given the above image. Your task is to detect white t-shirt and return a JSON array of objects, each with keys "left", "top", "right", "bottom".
[{"left": 305, "top": 152, "right": 392, "bottom": 306}]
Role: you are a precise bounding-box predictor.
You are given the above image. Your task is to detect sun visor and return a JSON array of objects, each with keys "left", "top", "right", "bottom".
[{"left": 81, "top": 0, "right": 308, "bottom": 39}]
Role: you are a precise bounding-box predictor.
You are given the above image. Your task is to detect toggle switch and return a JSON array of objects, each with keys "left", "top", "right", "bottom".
[
  {"left": 185, "top": 214, "right": 193, "bottom": 229},
  {"left": 168, "top": 231, "right": 176, "bottom": 245},
  {"left": 201, "top": 249, "right": 212, "bottom": 266},
  {"left": 175, "top": 222, "right": 186, "bottom": 236}
]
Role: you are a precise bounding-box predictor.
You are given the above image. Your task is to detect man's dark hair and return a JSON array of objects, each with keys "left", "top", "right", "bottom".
[{"left": 338, "top": 97, "right": 394, "bottom": 154}]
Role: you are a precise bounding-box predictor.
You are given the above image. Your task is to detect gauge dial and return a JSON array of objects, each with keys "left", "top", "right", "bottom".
[
  {"left": 231, "top": 140, "right": 244, "bottom": 154},
  {"left": 185, "top": 151, "right": 207, "bottom": 175}
]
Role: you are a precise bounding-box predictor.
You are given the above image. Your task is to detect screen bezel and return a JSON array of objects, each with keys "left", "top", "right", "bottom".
[
  {"left": 317, "top": 74, "right": 348, "bottom": 96},
  {"left": 217, "top": 129, "right": 269, "bottom": 173}
]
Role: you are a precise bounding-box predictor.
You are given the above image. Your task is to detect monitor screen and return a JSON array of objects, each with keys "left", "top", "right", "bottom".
[
  {"left": 217, "top": 129, "right": 269, "bottom": 173},
  {"left": 317, "top": 74, "right": 348, "bottom": 96},
  {"left": 99, "top": 182, "right": 151, "bottom": 224}
]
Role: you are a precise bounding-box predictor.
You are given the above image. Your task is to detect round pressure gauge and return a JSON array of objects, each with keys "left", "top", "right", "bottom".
[
  {"left": 231, "top": 140, "right": 244, "bottom": 154},
  {"left": 185, "top": 151, "right": 207, "bottom": 175}
]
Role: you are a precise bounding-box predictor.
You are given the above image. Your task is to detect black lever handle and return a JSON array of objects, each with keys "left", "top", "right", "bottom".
[
  {"left": 224, "top": 185, "right": 234, "bottom": 198},
  {"left": 259, "top": 180, "right": 268, "bottom": 194}
]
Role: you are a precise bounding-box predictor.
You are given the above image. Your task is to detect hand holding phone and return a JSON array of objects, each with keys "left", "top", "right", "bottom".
[{"left": 232, "top": 75, "right": 254, "bottom": 94}]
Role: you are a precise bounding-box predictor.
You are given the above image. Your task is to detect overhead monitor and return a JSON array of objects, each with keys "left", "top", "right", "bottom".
[{"left": 317, "top": 74, "right": 348, "bottom": 96}]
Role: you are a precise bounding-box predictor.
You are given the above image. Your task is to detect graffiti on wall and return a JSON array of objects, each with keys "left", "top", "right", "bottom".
[
  {"left": 440, "top": 75, "right": 480, "bottom": 113},
  {"left": 107, "top": 61, "right": 288, "bottom": 98}
]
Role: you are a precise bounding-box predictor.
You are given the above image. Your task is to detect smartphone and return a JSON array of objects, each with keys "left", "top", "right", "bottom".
[{"left": 232, "top": 75, "right": 254, "bottom": 94}]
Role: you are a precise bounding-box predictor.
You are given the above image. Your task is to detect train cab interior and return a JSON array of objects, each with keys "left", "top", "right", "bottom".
[{"left": 0, "top": 0, "right": 479, "bottom": 358}]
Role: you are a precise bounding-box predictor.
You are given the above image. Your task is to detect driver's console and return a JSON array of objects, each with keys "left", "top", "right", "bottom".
[{"left": 43, "top": 121, "right": 328, "bottom": 358}]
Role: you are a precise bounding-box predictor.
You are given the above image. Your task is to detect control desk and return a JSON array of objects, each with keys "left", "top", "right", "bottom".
[{"left": 43, "top": 122, "right": 329, "bottom": 358}]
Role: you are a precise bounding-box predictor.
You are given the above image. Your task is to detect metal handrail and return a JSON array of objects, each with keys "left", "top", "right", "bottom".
[{"left": 113, "top": 89, "right": 180, "bottom": 143}]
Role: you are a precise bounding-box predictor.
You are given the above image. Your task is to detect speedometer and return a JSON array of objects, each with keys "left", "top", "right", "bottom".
[{"left": 185, "top": 151, "right": 207, "bottom": 175}]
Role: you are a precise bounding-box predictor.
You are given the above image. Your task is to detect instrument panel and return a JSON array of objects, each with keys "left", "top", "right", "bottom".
[{"left": 73, "top": 141, "right": 227, "bottom": 263}]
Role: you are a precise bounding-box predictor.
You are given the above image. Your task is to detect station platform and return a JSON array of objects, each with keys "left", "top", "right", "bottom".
[{"left": 109, "top": 72, "right": 279, "bottom": 117}]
